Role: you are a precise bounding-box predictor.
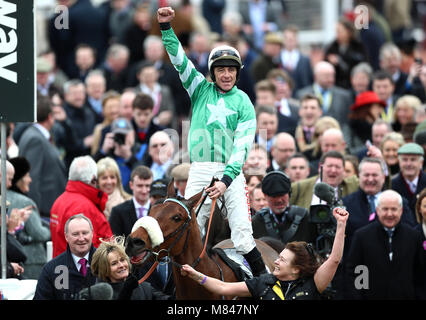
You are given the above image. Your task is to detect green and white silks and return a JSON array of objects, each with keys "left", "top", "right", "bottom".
[{"left": 161, "top": 27, "right": 256, "bottom": 181}]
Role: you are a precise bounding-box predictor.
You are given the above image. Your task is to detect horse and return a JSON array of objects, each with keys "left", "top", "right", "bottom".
[{"left": 125, "top": 180, "right": 279, "bottom": 300}]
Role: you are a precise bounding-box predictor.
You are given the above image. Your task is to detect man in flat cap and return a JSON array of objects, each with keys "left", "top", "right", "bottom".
[
  {"left": 170, "top": 163, "right": 190, "bottom": 197},
  {"left": 251, "top": 171, "right": 317, "bottom": 249},
  {"left": 392, "top": 142, "right": 426, "bottom": 213}
]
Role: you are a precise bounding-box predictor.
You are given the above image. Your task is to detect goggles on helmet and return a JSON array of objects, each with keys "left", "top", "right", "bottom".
[{"left": 210, "top": 49, "right": 240, "bottom": 61}]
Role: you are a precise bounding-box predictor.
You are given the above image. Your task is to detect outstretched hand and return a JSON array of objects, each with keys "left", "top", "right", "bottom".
[{"left": 157, "top": 6, "right": 175, "bottom": 23}]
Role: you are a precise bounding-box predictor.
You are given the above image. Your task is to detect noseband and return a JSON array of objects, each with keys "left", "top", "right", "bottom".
[{"left": 149, "top": 198, "right": 193, "bottom": 266}]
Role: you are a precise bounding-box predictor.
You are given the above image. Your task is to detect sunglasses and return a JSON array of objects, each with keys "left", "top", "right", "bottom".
[{"left": 305, "top": 243, "right": 316, "bottom": 259}]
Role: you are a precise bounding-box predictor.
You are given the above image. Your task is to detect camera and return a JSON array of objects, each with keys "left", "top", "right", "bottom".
[
  {"left": 309, "top": 204, "right": 332, "bottom": 224},
  {"left": 113, "top": 132, "right": 126, "bottom": 145}
]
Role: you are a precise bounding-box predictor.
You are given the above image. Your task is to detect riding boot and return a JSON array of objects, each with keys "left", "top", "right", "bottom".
[{"left": 243, "top": 247, "right": 267, "bottom": 277}]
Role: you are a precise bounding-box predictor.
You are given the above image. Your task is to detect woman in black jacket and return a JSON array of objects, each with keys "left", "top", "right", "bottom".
[
  {"left": 90, "top": 236, "right": 171, "bottom": 300},
  {"left": 180, "top": 207, "right": 349, "bottom": 300},
  {"left": 325, "top": 17, "right": 368, "bottom": 89}
]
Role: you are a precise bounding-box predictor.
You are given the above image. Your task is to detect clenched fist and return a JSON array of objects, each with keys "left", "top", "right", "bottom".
[
  {"left": 157, "top": 6, "right": 175, "bottom": 23},
  {"left": 333, "top": 207, "right": 349, "bottom": 224}
]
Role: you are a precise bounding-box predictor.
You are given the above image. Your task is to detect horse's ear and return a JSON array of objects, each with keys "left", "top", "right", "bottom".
[
  {"left": 167, "top": 178, "right": 176, "bottom": 198},
  {"left": 186, "top": 189, "right": 203, "bottom": 210}
]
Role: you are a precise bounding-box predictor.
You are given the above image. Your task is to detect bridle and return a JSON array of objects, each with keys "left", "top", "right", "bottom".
[{"left": 137, "top": 195, "right": 219, "bottom": 284}]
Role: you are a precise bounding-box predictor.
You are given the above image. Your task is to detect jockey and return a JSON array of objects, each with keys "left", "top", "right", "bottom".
[{"left": 157, "top": 6, "right": 267, "bottom": 276}]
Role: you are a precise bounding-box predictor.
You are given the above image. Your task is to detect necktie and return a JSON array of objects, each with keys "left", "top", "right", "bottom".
[
  {"left": 409, "top": 181, "right": 417, "bottom": 194},
  {"left": 384, "top": 228, "right": 394, "bottom": 261},
  {"left": 304, "top": 127, "right": 314, "bottom": 143},
  {"left": 137, "top": 131, "right": 146, "bottom": 142},
  {"left": 137, "top": 207, "right": 146, "bottom": 219},
  {"left": 79, "top": 258, "right": 87, "bottom": 277},
  {"left": 367, "top": 195, "right": 376, "bottom": 214}
]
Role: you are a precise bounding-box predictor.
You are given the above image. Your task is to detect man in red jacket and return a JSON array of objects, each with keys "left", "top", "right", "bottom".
[{"left": 50, "top": 155, "right": 113, "bottom": 257}]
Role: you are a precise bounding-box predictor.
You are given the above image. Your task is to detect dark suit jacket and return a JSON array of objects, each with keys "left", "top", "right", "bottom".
[
  {"left": 295, "top": 85, "right": 352, "bottom": 125},
  {"left": 109, "top": 199, "right": 138, "bottom": 239},
  {"left": 345, "top": 221, "right": 424, "bottom": 299},
  {"left": 414, "top": 224, "right": 426, "bottom": 299},
  {"left": 392, "top": 171, "right": 426, "bottom": 214},
  {"left": 281, "top": 54, "right": 313, "bottom": 94},
  {"left": 277, "top": 102, "right": 300, "bottom": 136},
  {"left": 33, "top": 245, "right": 97, "bottom": 300},
  {"left": 393, "top": 71, "right": 409, "bottom": 96},
  {"left": 18, "top": 125, "right": 67, "bottom": 217}
]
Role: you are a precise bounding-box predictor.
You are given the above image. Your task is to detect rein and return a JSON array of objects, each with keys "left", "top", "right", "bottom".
[{"left": 138, "top": 196, "right": 220, "bottom": 284}]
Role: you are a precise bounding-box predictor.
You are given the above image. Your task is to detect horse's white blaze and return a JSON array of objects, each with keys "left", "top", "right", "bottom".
[{"left": 131, "top": 216, "right": 164, "bottom": 247}]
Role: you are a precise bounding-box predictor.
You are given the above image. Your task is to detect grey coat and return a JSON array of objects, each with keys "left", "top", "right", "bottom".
[
  {"left": 6, "top": 189, "right": 51, "bottom": 280},
  {"left": 18, "top": 125, "right": 67, "bottom": 217}
]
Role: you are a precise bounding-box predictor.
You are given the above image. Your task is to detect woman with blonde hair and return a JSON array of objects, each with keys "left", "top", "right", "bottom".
[
  {"left": 380, "top": 132, "right": 405, "bottom": 177},
  {"left": 392, "top": 95, "right": 422, "bottom": 132},
  {"left": 96, "top": 157, "right": 131, "bottom": 220},
  {"left": 304, "top": 116, "right": 341, "bottom": 163},
  {"left": 91, "top": 90, "right": 121, "bottom": 155},
  {"left": 91, "top": 236, "right": 170, "bottom": 300}
]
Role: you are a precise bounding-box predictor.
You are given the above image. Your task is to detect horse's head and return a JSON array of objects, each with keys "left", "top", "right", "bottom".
[{"left": 126, "top": 179, "right": 203, "bottom": 265}]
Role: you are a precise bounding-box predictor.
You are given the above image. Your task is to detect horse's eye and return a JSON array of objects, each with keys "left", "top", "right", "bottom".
[{"left": 172, "top": 215, "right": 181, "bottom": 222}]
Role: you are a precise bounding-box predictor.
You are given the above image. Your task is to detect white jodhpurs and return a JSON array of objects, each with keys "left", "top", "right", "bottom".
[{"left": 184, "top": 162, "right": 256, "bottom": 255}]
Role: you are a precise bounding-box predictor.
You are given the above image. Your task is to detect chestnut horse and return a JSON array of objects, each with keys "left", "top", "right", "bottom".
[{"left": 126, "top": 181, "right": 278, "bottom": 300}]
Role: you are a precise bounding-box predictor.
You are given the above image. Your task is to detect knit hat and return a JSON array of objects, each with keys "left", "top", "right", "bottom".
[{"left": 9, "top": 157, "right": 30, "bottom": 186}]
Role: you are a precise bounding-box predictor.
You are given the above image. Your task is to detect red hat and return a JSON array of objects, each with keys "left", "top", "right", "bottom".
[{"left": 350, "top": 91, "right": 386, "bottom": 111}]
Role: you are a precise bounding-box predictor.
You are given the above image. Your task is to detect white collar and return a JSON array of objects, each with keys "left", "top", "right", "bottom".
[
  {"left": 140, "top": 83, "right": 161, "bottom": 94},
  {"left": 404, "top": 175, "right": 419, "bottom": 187},
  {"left": 71, "top": 252, "right": 90, "bottom": 271},
  {"left": 272, "top": 159, "right": 280, "bottom": 171},
  {"left": 133, "top": 197, "right": 150, "bottom": 211},
  {"left": 33, "top": 123, "right": 51, "bottom": 141}
]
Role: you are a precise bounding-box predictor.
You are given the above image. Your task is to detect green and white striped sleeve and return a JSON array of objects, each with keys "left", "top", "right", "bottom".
[{"left": 160, "top": 25, "right": 205, "bottom": 100}]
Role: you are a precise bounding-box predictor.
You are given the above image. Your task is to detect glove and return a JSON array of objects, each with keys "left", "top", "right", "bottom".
[{"left": 117, "top": 273, "right": 139, "bottom": 300}]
